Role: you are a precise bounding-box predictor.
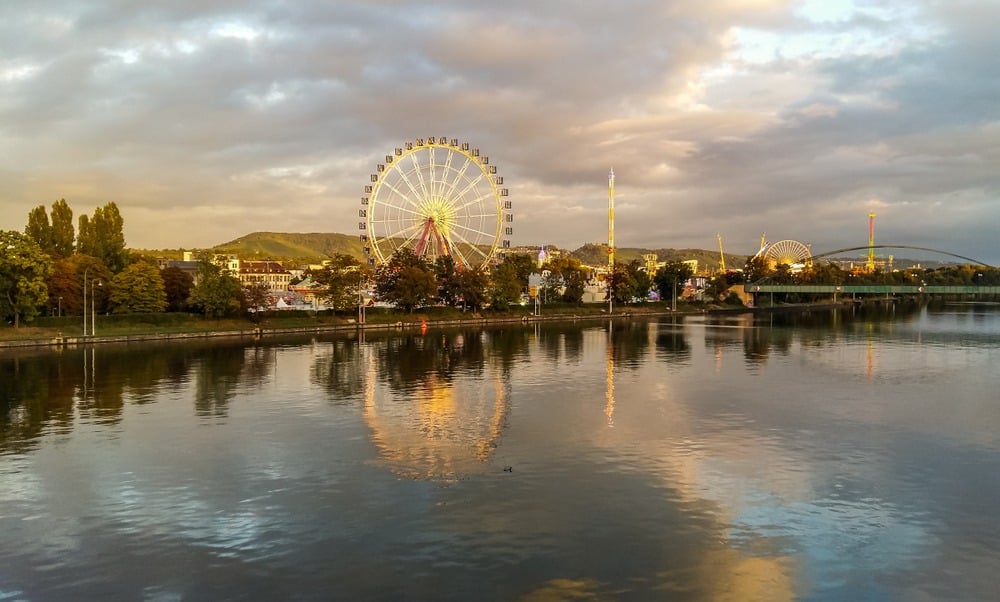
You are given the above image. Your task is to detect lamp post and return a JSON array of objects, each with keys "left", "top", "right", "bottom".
[
  {"left": 92, "top": 280, "right": 101, "bottom": 336},
  {"left": 58, "top": 296, "right": 62, "bottom": 317},
  {"left": 357, "top": 273, "right": 365, "bottom": 325},
  {"left": 83, "top": 267, "right": 90, "bottom": 336}
]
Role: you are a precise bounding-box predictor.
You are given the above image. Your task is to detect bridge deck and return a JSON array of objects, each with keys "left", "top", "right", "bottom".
[{"left": 744, "top": 285, "right": 1000, "bottom": 294}]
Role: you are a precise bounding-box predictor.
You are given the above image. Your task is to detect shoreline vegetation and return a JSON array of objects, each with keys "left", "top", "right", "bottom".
[
  {"left": 0, "top": 300, "right": 859, "bottom": 350},
  {"left": 0, "top": 302, "right": 713, "bottom": 349}
]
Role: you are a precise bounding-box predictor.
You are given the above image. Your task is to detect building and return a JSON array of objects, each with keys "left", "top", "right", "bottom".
[
  {"left": 212, "top": 254, "right": 241, "bottom": 276},
  {"left": 239, "top": 260, "right": 293, "bottom": 292}
]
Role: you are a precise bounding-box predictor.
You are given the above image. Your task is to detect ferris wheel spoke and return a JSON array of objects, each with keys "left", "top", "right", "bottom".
[
  {"left": 397, "top": 165, "right": 429, "bottom": 207},
  {"left": 372, "top": 206, "right": 425, "bottom": 224},
  {"left": 438, "top": 149, "right": 456, "bottom": 199},
  {"left": 446, "top": 232, "right": 478, "bottom": 267},
  {"left": 448, "top": 223, "right": 490, "bottom": 250},
  {"left": 429, "top": 147, "right": 438, "bottom": 198},
  {"left": 453, "top": 171, "right": 487, "bottom": 201},
  {"left": 381, "top": 178, "right": 422, "bottom": 210},
  {"left": 450, "top": 190, "right": 495, "bottom": 214},
  {"left": 443, "top": 159, "right": 475, "bottom": 201},
  {"left": 450, "top": 221, "right": 494, "bottom": 241},
  {"left": 409, "top": 152, "right": 432, "bottom": 201},
  {"left": 379, "top": 220, "right": 426, "bottom": 248}
]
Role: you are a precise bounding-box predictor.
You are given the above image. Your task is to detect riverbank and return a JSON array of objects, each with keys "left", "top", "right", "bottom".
[
  {"left": 0, "top": 304, "right": 704, "bottom": 350},
  {"left": 1, "top": 299, "right": 869, "bottom": 350}
]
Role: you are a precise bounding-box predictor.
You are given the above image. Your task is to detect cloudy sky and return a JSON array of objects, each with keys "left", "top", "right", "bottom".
[{"left": 2, "top": 0, "right": 998, "bottom": 263}]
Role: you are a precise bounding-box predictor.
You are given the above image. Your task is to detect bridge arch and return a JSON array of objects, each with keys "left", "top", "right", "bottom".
[{"left": 809, "top": 245, "right": 994, "bottom": 269}]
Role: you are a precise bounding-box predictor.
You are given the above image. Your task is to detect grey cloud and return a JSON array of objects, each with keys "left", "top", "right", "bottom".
[{"left": 0, "top": 0, "right": 997, "bottom": 264}]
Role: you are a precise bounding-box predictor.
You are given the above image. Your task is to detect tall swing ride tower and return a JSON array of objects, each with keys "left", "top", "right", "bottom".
[{"left": 608, "top": 168, "right": 615, "bottom": 271}]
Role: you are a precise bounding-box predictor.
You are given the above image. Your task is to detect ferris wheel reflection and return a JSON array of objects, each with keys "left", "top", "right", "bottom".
[{"left": 362, "top": 331, "right": 512, "bottom": 480}]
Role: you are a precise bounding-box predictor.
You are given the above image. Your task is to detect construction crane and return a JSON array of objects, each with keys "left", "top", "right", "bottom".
[{"left": 717, "top": 234, "right": 726, "bottom": 272}]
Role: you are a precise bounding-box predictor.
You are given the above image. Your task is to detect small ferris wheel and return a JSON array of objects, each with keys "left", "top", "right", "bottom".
[
  {"left": 358, "top": 137, "right": 512, "bottom": 269},
  {"left": 761, "top": 239, "right": 812, "bottom": 269}
]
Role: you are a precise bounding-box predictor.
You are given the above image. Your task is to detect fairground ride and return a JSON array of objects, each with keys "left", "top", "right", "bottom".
[
  {"left": 358, "top": 137, "right": 512, "bottom": 270},
  {"left": 756, "top": 238, "right": 813, "bottom": 271}
]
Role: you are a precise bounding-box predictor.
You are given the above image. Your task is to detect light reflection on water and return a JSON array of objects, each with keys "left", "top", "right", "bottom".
[{"left": 1, "top": 302, "right": 998, "bottom": 600}]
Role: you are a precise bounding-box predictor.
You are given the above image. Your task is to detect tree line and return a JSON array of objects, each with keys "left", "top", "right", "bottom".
[
  {"left": 8, "top": 199, "right": 994, "bottom": 328},
  {"left": 0, "top": 199, "right": 703, "bottom": 329}
]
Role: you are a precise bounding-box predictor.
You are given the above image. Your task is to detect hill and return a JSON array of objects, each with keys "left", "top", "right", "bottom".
[
  {"left": 212, "top": 232, "right": 364, "bottom": 262},
  {"left": 144, "top": 231, "right": 745, "bottom": 269},
  {"left": 570, "top": 243, "right": 747, "bottom": 270}
]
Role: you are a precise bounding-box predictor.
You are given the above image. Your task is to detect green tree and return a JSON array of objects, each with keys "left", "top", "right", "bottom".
[
  {"left": 503, "top": 253, "right": 535, "bottom": 290},
  {"left": 626, "top": 259, "right": 652, "bottom": 303},
  {"left": 653, "top": 261, "right": 694, "bottom": 302},
  {"left": 161, "top": 266, "right": 194, "bottom": 312},
  {"left": 77, "top": 202, "right": 127, "bottom": 273},
  {"left": 374, "top": 248, "right": 436, "bottom": 313},
  {"left": 434, "top": 255, "right": 460, "bottom": 306},
  {"left": 311, "top": 253, "right": 363, "bottom": 311},
  {"left": 743, "top": 255, "right": 770, "bottom": 283},
  {"left": 109, "top": 262, "right": 167, "bottom": 313},
  {"left": 189, "top": 260, "right": 243, "bottom": 317},
  {"left": 704, "top": 270, "right": 743, "bottom": 302},
  {"left": 488, "top": 260, "right": 524, "bottom": 311},
  {"left": 243, "top": 283, "right": 271, "bottom": 322},
  {"left": 49, "top": 199, "right": 75, "bottom": 259},
  {"left": 74, "top": 255, "right": 113, "bottom": 316},
  {"left": 608, "top": 262, "right": 635, "bottom": 305},
  {"left": 542, "top": 255, "right": 590, "bottom": 303},
  {"left": 454, "top": 267, "right": 489, "bottom": 311},
  {"left": 25, "top": 205, "right": 52, "bottom": 254},
  {"left": 0, "top": 230, "right": 53, "bottom": 328}
]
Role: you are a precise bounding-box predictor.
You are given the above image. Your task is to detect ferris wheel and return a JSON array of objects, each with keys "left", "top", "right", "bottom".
[
  {"left": 762, "top": 239, "right": 812, "bottom": 268},
  {"left": 359, "top": 137, "right": 511, "bottom": 270}
]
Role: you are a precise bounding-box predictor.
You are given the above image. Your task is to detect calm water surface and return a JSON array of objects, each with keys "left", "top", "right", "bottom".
[{"left": 1, "top": 303, "right": 998, "bottom": 601}]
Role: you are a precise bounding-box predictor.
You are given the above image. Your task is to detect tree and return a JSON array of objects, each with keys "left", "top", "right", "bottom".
[
  {"left": 608, "top": 262, "right": 635, "bottom": 305},
  {"left": 704, "top": 270, "right": 743, "bottom": 302},
  {"left": 542, "top": 255, "right": 589, "bottom": 303},
  {"left": 109, "top": 262, "right": 167, "bottom": 313},
  {"left": 454, "top": 267, "right": 489, "bottom": 311},
  {"left": 625, "top": 259, "right": 652, "bottom": 303},
  {"left": 434, "top": 255, "right": 460, "bottom": 306},
  {"left": 188, "top": 260, "right": 243, "bottom": 317},
  {"left": 25, "top": 199, "right": 75, "bottom": 259},
  {"left": 488, "top": 260, "right": 524, "bottom": 311},
  {"left": 25, "top": 206, "right": 52, "bottom": 254},
  {"left": 49, "top": 199, "right": 75, "bottom": 259},
  {"left": 374, "top": 248, "right": 436, "bottom": 312},
  {"left": 78, "top": 202, "right": 127, "bottom": 273},
  {"left": 653, "top": 261, "right": 694, "bottom": 302},
  {"left": 243, "top": 283, "right": 271, "bottom": 320},
  {"left": 74, "top": 255, "right": 113, "bottom": 316},
  {"left": 47, "top": 257, "right": 83, "bottom": 316},
  {"left": 161, "top": 266, "right": 194, "bottom": 312},
  {"left": 0, "top": 230, "right": 53, "bottom": 328},
  {"left": 743, "top": 255, "right": 770, "bottom": 283},
  {"left": 311, "top": 253, "right": 362, "bottom": 311},
  {"left": 503, "top": 253, "right": 535, "bottom": 291}
]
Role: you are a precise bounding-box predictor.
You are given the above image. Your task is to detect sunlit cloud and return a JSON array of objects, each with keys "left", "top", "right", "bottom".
[{"left": 0, "top": 0, "right": 995, "bottom": 262}]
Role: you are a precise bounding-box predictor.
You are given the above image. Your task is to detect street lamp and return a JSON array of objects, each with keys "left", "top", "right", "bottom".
[
  {"left": 357, "top": 272, "right": 365, "bottom": 325},
  {"left": 83, "top": 267, "right": 90, "bottom": 336},
  {"left": 58, "top": 296, "right": 62, "bottom": 317},
  {"left": 92, "top": 280, "right": 101, "bottom": 336}
]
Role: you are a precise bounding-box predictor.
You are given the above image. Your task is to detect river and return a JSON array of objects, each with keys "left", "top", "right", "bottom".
[{"left": 1, "top": 302, "right": 998, "bottom": 600}]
